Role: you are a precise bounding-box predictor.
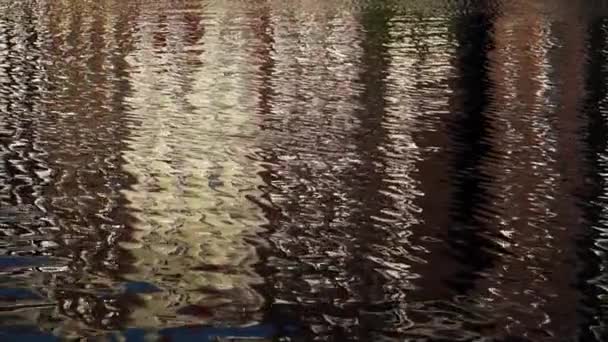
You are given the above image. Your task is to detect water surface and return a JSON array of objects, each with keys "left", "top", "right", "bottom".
[{"left": 0, "top": 0, "right": 606, "bottom": 340}]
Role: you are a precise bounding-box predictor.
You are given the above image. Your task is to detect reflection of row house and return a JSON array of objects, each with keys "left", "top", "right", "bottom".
[
  {"left": 252, "top": 2, "right": 458, "bottom": 340},
  {"left": 5, "top": 0, "right": 267, "bottom": 333},
  {"left": 250, "top": 2, "right": 531, "bottom": 340},
  {"left": 482, "top": 2, "right": 586, "bottom": 339},
  {"left": 0, "top": 2, "right": 57, "bottom": 331},
  {"left": 433, "top": 1, "right": 585, "bottom": 339},
  {"left": 469, "top": 5, "right": 566, "bottom": 338},
  {"left": 340, "top": 1, "right": 596, "bottom": 340},
  {"left": 253, "top": 5, "right": 365, "bottom": 338},
  {"left": 386, "top": 9, "right": 478, "bottom": 337},
  {"left": 34, "top": 0, "right": 139, "bottom": 335},
  {"left": 581, "top": 17, "right": 608, "bottom": 341},
  {"left": 0, "top": 0, "right": 139, "bottom": 336},
  {"left": 0, "top": 0, "right": 220, "bottom": 336},
  {"left": 121, "top": 0, "right": 266, "bottom": 328},
  {"left": 384, "top": 10, "right": 456, "bottom": 286}
]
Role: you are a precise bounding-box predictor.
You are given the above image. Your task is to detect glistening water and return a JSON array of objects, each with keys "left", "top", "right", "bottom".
[{"left": 0, "top": 0, "right": 607, "bottom": 340}]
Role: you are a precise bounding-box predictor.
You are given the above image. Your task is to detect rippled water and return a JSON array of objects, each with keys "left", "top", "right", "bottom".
[{"left": 0, "top": 0, "right": 607, "bottom": 340}]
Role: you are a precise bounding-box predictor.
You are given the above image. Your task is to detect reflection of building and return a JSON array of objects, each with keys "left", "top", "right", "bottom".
[
  {"left": 251, "top": 2, "right": 457, "bottom": 340},
  {"left": 121, "top": 0, "right": 265, "bottom": 328},
  {"left": 34, "top": 0, "right": 139, "bottom": 335},
  {"left": 467, "top": 5, "right": 565, "bottom": 338},
  {"left": 471, "top": 1, "right": 586, "bottom": 339},
  {"left": 0, "top": 2, "right": 56, "bottom": 332},
  {"left": 253, "top": 0, "right": 365, "bottom": 320},
  {"left": 412, "top": 1, "right": 587, "bottom": 340},
  {"left": 2, "top": 0, "right": 270, "bottom": 333},
  {"left": 580, "top": 17, "right": 608, "bottom": 341},
  {"left": 0, "top": 0, "right": 140, "bottom": 336}
]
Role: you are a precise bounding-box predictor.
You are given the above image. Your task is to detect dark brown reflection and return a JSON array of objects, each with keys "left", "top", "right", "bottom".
[
  {"left": 460, "top": 2, "right": 568, "bottom": 339},
  {"left": 34, "top": 0, "right": 139, "bottom": 335},
  {"left": 475, "top": 5, "right": 560, "bottom": 339},
  {"left": 250, "top": 1, "right": 372, "bottom": 340},
  {"left": 579, "top": 16, "right": 608, "bottom": 342},
  {"left": 443, "top": 5, "right": 501, "bottom": 295},
  {"left": 339, "top": 3, "right": 399, "bottom": 341},
  {"left": 0, "top": 0, "right": 138, "bottom": 336},
  {"left": 392, "top": 5, "right": 504, "bottom": 341},
  {"left": 540, "top": 2, "right": 588, "bottom": 339},
  {"left": 0, "top": 3, "right": 54, "bottom": 329},
  {"left": 251, "top": 1, "right": 453, "bottom": 340}
]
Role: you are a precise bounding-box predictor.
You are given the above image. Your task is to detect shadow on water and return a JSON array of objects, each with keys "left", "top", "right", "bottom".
[
  {"left": 339, "top": 2, "right": 396, "bottom": 340},
  {"left": 578, "top": 16, "right": 608, "bottom": 342},
  {"left": 444, "top": 2, "right": 502, "bottom": 294}
]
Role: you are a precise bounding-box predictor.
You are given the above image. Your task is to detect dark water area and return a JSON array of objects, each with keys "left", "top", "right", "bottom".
[{"left": 0, "top": 0, "right": 608, "bottom": 340}]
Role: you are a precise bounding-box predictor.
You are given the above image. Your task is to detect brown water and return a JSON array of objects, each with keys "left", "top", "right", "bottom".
[{"left": 0, "top": 0, "right": 607, "bottom": 340}]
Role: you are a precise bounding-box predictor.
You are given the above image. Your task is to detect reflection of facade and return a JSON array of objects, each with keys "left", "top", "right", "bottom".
[
  {"left": 252, "top": 2, "right": 458, "bottom": 340},
  {"left": 581, "top": 18, "right": 608, "bottom": 341},
  {"left": 472, "top": 2, "right": 586, "bottom": 339},
  {"left": 390, "top": 6, "right": 501, "bottom": 340},
  {"left": 412, "top": 1, "right": 587, "bottom": 340},
  {"left": 469, "top": 5, "right": 564, "bottom": 338},
  {"left": 0, "top": 0, "right": 140, "bottom": 336},
  {"left": 0, "top": 2, "right": 55, "bottom": 331},
  {"left": 121, "top": 0, "right": 265, "bottom": 328},
  {"left": 35, "top": 0, "right": 138, "bottom": 335},
  {"left": 254, "top": 1, "right": 364, "bottom": 328}
]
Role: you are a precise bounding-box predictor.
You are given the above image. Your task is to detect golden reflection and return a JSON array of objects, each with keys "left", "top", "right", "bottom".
[{"left": 121, "top": 0, "right": 266, "bottom": 328}]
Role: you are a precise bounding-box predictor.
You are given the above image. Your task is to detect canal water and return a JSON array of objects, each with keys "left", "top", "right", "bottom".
[{"left": 0, "top": 0, "right": 607, "bottom": 340}]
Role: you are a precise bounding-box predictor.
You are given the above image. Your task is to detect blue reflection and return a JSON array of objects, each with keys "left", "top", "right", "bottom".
[
  {"left": 0, "top": 328, "right": 59, "bottom": 342},
  {"left": 0, "top": 321, "right": 299, "bottom": 341},
  {"left": 122, "top": 323, "right": 284, "bottom": 341}
]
